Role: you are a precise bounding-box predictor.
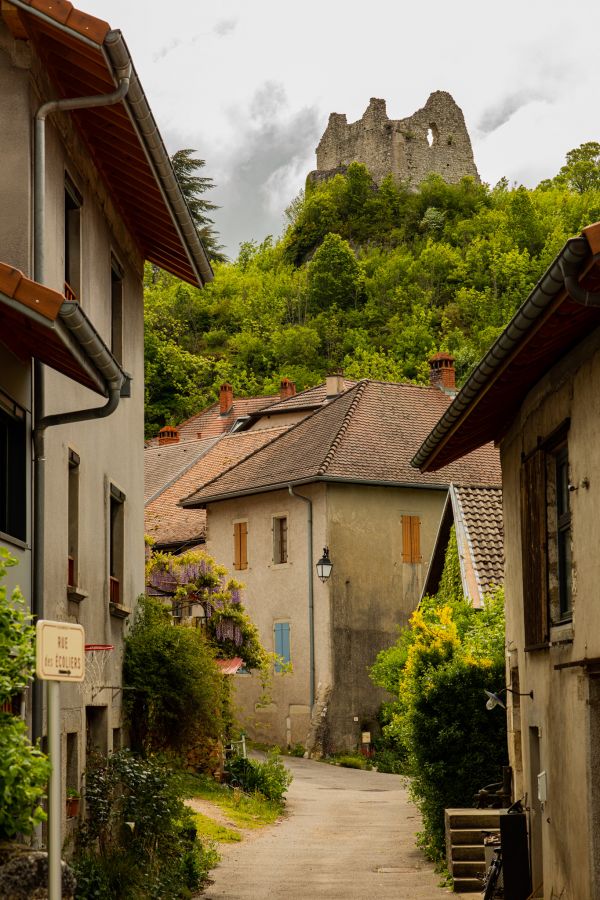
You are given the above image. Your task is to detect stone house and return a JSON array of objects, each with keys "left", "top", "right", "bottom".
[
  {"left": 182, "top": 371, "right": 500, "bottom": 753},
  {"left": 413, "top": 222, "right": 600, "bottom": 898},
  {"left": 0, "top": 0, "right": 210, "bottom": 827}
]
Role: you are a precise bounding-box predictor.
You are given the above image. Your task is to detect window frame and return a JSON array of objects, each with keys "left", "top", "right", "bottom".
[
  {"left": 272, "top": 515, "right": 288, "bottom": 565},
  {"left": 401, "top": 514, "right": 421, "bottom": 564},
  {"left": 109, "top": 483, "right": 126, "bottom": 607},
  {"left": 64, "top": 174, "right": 82, "bottom": 302},
  {"left": 233, "top": 520, "right": 248, "bottom": 571},
  {"left": 0, "top": 391, "right": 27, "bottom": 545}
]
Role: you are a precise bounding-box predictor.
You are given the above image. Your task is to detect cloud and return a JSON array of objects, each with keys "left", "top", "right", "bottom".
[
  {"left": 477, "top": 89, "right": 547, "bottom": 135},
  {"left": 213, "top": 18, "right": 237, "bottom": 38},
  {"left": 152, "top": 37, "right": 182, "bottom": 63}
]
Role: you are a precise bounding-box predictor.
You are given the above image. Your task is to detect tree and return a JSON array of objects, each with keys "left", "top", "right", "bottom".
[
  {"left": 555, "top": 142, "right": 600, "bottom": 194},
  {"left": 171, "top": 148, "right": 226, "bottom": 262},
  {"left": 307, "top": 232, "right": 364, "bottom": 312}
]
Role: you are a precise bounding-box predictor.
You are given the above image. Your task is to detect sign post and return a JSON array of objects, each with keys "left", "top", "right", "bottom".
[{"left": 36, "top": 620, "right": 85, "bottom": 900}]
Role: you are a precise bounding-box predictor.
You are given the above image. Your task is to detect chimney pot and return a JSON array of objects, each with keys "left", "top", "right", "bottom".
[
  {"left": 279, "top": 378, "right": 297, "bottom": 400},
  {"left": 158, "top": 425, "right": 179, "bottom": 445},
  {"left": 219, "top": 383, "right": 233, "bottom": 415},
  {"left": 428, "top": 352, "right": 456, "bottom": 392}
]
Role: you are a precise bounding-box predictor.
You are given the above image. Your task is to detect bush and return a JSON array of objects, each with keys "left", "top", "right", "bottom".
[
  {"left": 334, "top": 754, "right": 371, "bottom": 771},
  {"left": 225, "top": 751, "right": 292, "bottom": 802},
  {"left": 73, "top": 750, "right": 216, "bottom": 899}
]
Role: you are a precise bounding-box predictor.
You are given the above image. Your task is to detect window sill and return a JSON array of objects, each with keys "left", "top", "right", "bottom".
[
  {"left": 550, "top": 620, "right": 574, "bottom": 645},
  {"left": 270, "top": 562, "right": 291, "bottom": 569},
  {"left": 0, "top": 530, "right": 29, "bottom": 550},
  {"left": 67, "top": 585, "right": 88, "bottom": 604},
  {"left": 524, "top": 642, "right": 550, "bottom": 653},
  {"left": 109, "top": 601, "right": 130, "bottom": 619}
]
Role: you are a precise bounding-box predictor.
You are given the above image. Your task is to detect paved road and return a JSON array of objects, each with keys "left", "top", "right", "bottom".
[{"left": 203, "top": 756, "right": 460, "bottom": 899}]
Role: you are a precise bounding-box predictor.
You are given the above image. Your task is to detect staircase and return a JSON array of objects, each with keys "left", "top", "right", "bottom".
[{"left": 445, "top": 808, "right": 502, "bottom": 893}]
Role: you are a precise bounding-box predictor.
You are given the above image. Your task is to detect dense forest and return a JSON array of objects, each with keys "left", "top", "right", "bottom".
[{"left": 145, "top": 143, "right": 600, "bottom": 436}]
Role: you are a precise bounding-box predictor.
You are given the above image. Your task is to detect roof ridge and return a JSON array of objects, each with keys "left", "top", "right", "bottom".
[
  {"left": 145, "top": 436, "right": 222, "bottom": 506},
  {"left": 316, "top": 381, "right": 369, "bottom": 477}
]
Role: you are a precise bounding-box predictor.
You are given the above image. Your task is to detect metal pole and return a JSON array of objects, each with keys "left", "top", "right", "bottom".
[{"left": 47, "top": 679, "right": 61, "bottom": 900}]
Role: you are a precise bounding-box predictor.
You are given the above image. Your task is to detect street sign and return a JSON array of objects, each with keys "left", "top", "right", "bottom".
[{"left": 36, "top": 620, "right": 85, "bottom": 682}]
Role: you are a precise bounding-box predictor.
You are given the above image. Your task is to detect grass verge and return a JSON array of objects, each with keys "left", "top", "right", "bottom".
[
  {"left": 180, "top": 771, "right": 284, "bottom": 829},
  {"left": 191, "top": 811, "right": 242, "bottom": 843}
]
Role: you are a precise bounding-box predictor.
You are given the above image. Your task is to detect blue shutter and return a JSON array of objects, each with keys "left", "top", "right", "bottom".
[{"left": 274, "top": 622, "right": 290, "bottom": 672}]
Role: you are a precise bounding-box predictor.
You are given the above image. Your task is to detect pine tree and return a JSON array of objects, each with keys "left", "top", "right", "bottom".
[{"left": 171, "top": 148, "right": 227, "bottom": 263}]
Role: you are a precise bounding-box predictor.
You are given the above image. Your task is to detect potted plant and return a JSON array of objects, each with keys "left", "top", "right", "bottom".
[{"left": 66, "top": 787, "right": 80, "bottom": 818}]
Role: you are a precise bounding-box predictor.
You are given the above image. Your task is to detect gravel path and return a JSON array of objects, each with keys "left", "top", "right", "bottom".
[{"left": 202, "top": 756, "right": 462, "bottom": 899}]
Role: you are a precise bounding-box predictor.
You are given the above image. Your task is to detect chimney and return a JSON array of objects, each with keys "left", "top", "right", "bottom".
[
  {"left": 429, "top": 353, "right": 456, "bottom": 392},
  {"left": 158, "top": 425, "right": 179, "bottom": 445},
  {"left": 279, "top": 378, "right": 296, "bottom": 400},
  {"left": 219, "top": 383, "right": 233, "bottom": 415},
  {"left": 325, "top": 371, "right": 345, "bottom": 398}
]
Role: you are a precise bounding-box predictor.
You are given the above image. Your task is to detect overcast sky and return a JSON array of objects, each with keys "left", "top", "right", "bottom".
[{"left": 84, "top": 0, "right": 600, "bottom": 259}]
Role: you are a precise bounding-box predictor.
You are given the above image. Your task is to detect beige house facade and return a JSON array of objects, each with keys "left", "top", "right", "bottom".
[
  {"left": 414, "top": 222, "right": 600, "bottom": 898},
  {"left": 0, "top": 0, "right": 210, "bottom": 832},
  {"left": 184, "top": 377, "right": 500, "bottom": 753}
]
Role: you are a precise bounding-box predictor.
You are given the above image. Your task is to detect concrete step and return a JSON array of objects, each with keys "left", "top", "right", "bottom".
[
  {"left": 452, "top": 859, "right": 486, "bottom": 879},
  {"left": 446, "top": 808, "right": 502, "bottom": 829},
  {"left": 453, "top": 875, "right": 484, "bottom": 893},
  {"left": 451, "top": 844, "right": 485, "bottom": 862},
  {"left": 450, "top": 827, "right": 500, "bottom": 844}
]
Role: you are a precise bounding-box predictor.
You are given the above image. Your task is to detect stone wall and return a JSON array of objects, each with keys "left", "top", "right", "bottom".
[{"left": 309, "top": 91, "right": 479, "bottom": 187}]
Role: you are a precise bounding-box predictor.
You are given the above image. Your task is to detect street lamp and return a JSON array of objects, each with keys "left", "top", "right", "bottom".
[
  {"left": 484, "top": 687, "right": 533, "bottom": 710},
  {"left": 316, "top": 547, "right": 333, "bottom": 583}
]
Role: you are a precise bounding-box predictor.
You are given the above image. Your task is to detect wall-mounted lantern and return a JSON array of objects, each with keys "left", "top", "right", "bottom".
[
  {"left": 484, "top": 686, "right": 533, "bottom": 710},
  {"left": 316, "top": 547, "right": 333, "bottom": 583}
]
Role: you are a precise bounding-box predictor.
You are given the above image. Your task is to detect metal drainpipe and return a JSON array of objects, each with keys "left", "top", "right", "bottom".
[
  {"left": 288, "top": 485, "right": 315, "bottom": 709},
  {"left": 31, "top": 70, "right": 131, "bottom": 744}
]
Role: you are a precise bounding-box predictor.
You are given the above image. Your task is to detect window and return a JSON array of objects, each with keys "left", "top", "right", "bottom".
[
  {"left": 111, "top": 257, "right": 124, "bottom": 363},
  {"left": 0, "top": 394, "right": 26, "bottom": 543},
  {"left": 233, "top": 521, "right": 248, "bottom": 570},
  {"left": 401, "top": 515, "right": 421, "bottom": 563},
  {"left": 67, "top": 450, "right": 80, "bottom": 587},
  {"left": 274, "top": 622, "right": 291, "bottom": 672},
  {"left": 273, "top": 516, "right": 288, "bottom": 564},
  {"left": 521, "top": 424, "right": 572, "bottom": 648},
  {"left": 109, "top": 484, "right": 125, "bottom": 606},
  {"left": 64, "top": 177, "right": 81, "bottom": 301}
]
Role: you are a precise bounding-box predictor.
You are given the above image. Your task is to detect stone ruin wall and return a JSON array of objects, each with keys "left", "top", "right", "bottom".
[{"left": 309, "top": 91, "right": 479, "bottom": 188}]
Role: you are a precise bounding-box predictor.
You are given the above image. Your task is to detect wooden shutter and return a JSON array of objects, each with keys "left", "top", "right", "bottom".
[
  {"left": 521, "top": 449, "right": 549, "bottom": 647},
  {"left": 402, "top": 515, "right": 421, "bottom": 563},
  {"left": 274, "top": 622, "right": 291, "bottom": 672},
  {"left": 240, "top": 521, "right": 248, "bottom": 570},
  {"left": 233, "top": 523, "right": 241, "bottom": 570}
]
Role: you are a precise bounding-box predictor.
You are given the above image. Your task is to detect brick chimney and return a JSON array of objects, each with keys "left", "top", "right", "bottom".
[
  {"left": 429, "top": 353, "right": 456, "bottom": 392},
  {"left": 325, "top": 371, "right": 345, "bottom": 398},
  {"left": 219, "top": 383, "right": 233, "bottom": 415},
  {"left": 279, "top": 378, "right": 296, "bottom": 400},
  {"left": 158, "top": 425, "right": 179, "bottom": 445}
]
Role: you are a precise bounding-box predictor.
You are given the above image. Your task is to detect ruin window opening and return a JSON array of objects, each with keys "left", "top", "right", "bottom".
[{"left": 427, "top": 124, "right": 439, "bottom": 148}]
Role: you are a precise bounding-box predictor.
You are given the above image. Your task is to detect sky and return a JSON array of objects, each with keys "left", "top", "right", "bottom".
[{"left": 83, "top": 0, "right": 600, "bottom": 259}]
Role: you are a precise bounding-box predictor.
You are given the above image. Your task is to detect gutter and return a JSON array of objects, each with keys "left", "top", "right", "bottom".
[{"left": 411, "top": 235, "right": 590, "bottom": 471}]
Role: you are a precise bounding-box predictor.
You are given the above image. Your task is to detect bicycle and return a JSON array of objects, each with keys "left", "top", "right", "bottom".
[{"left": 480, "top": 798, "right": 524, "bottom": 898}]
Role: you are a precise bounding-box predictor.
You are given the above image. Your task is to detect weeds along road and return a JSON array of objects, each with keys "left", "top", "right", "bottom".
[{"left": 203, "top": 755, "right": 458, "bottom": 900}]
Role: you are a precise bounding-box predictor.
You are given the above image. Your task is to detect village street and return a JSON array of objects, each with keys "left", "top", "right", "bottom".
[{"left": 203, "top": 755, "right": 464, "bottom": 900}]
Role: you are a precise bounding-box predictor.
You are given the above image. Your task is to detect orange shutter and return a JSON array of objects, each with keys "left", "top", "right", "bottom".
[
  {"left": 402, "top": 515, "right": 411, "bottom": 563},
  {"left": 233, "top": 523, "right": 241, "bottom": 570},
  {"left": 240, "top": 521, "right": 248, "bottom": 570}
]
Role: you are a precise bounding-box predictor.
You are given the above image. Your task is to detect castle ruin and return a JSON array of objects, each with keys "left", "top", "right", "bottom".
[{"left": 309, "top": 91, "right": 479, "bottom": 188}]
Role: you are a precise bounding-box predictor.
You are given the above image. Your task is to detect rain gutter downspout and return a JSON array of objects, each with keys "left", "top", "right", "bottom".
[
  {"left": 288, "top": 485, "right": 315, "bottom": 709},
  {"left": 32, "top": 70, "right": 131, "bottom": 745}
]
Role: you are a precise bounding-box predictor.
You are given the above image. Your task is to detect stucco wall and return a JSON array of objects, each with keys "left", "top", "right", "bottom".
[
  {"left": 326, "top": 483, "right": 446, "bottom": 749},
  {"left": 501, "top": 325, "right": 600, "bottom": 898}
]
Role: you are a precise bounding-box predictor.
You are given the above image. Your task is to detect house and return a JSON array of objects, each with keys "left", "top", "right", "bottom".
[
  {"left": 422, "top": 484, "right": 504, "bottom": 607},
  {"left": 182, "top": 366, "right": 500, "bottom": 753},
  {"left": 0, "top": 0, "right": 210, "bottom": 826},
  {"left": 412, "top": 222, "right": 600, "bottom": 898}
]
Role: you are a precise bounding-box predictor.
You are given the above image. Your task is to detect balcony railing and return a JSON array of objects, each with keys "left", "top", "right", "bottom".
[{"left": 109, "top": 576, "right": 120, "bottom": 605}]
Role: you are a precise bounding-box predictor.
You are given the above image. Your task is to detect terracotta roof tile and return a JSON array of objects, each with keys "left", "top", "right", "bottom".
[
  {"left": 454, "top": 486, "right": 504, "bottom": 596},
  {"left": 183, "top": 380, "right": 501, "bottom": 507},
  {"left": 258, "top": 379, "right": 357, "bottom": 414},
  {"left": 144, "top": 437, "right": 219, "bottom": 503},
  {"left": 144, "top": 428, "right": 289, "bottom": 547}
]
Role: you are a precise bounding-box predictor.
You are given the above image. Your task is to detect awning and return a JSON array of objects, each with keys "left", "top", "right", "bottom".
[
  {"left": 0, "top": 263, "right": 128, "bottom": 396},
  {"left": 215, "top": 658, "right": 245, "bottom": 675},
  {"left": 1, "top": 0, "right": 213, "bottom": 287}
]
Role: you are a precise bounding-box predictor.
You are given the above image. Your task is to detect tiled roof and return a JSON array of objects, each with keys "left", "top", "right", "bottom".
[
  {"left": 183, "top": 380, "right": 501, "bottom": 507},
  {"left": 257, "top": 379, "right": 357, "bottom": 414},
  {"left": 146, "top": 395, "right": 280, "bottom": 447},
  {"left": 144, "top": 437, "right": 219, "bottom": 503},
  {"left": 145, "top": 428, "right": 289, "bottom": 547},
  {"left": 454, "top": 486, "right": 504, "bottom": 598}
]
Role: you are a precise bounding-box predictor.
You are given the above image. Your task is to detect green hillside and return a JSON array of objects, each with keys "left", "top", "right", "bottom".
[{"left": 144, "top": 143, "right": 600, "bottom": 437}]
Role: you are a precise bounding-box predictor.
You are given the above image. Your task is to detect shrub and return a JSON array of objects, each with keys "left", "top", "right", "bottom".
[
  {"left": 73, "top": 750, "right": 216, "bottom": 899},
  {"left": 334, "top": 754, "right": 371, "bottom": 771},
  {"left": 225, "top": 751, "right": 292, "bottom": 802},
  {"left": 0, "top": 548, "right": 50, "bottom": 839}
]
